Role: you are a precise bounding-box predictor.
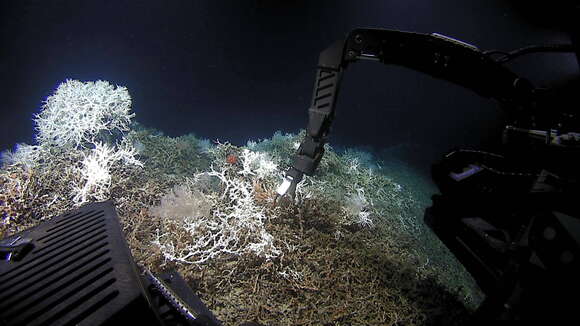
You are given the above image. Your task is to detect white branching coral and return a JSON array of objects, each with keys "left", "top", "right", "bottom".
[
  {"left": 1, "top": 144, "right": 44, "bottom": 169},
  {"left": 342, "top": 187, "right": 375, "bottom": 228},
  {"left": 3, "top": 79, "right": 136, "bottom": 172},
  {"left": 34, "top": 79, "right": 134, "bottom": 149},
  {"left": 152, "top": 150, "right": 281, "bottom": 264},
  {"left": 72, "top": 141, "right": 143, "bottom": 205},
  {"left": 238, "top": 149, "right": 278, "bottom": 179}
]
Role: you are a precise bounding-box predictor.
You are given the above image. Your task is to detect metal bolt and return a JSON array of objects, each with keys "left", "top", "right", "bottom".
[{"left": 354, "top": 34, "right": 362, "bottom": 44}]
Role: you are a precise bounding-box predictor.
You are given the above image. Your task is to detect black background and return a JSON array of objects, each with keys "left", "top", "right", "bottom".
[{"left": 1, "top": 0, "right": 578, "bottom": 172}]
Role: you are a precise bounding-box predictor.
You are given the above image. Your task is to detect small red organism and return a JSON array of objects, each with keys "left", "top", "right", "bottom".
[{"left": 226, "top": 154, "right": 238, "bottom": 165}]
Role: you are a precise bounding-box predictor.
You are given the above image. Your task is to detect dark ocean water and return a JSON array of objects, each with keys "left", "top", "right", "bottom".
[{"left": 1, "top": 0, "right": 577, "bottom": 180}]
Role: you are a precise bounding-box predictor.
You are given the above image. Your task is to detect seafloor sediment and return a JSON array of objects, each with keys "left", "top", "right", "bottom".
[{"left": 1, "top": 127, "right": 482, "bottom": 326}]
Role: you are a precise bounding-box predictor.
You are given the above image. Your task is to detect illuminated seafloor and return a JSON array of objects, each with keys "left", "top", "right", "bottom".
[{"left": 0, "top": 81, "right": 483, "bottom": 326}]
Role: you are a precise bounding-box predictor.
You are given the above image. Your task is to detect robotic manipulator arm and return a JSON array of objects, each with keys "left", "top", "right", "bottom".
[
  {"left": 275, "top": 28, "right": 538, "bottom": 201},
  {"left": 276, "top": 28, "right": 580, "bottom": 322}
]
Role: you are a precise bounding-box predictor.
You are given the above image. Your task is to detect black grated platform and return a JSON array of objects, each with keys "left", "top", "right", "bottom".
[{"left": 0, "top": 201, "right": 144, "bottom": 326}]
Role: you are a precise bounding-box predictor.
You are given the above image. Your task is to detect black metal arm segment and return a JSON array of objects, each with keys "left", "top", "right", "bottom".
[{"left": 279, "top": 28, "right": 535, "bottom": 196}]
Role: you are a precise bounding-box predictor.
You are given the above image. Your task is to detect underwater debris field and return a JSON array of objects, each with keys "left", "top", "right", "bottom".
[{"left": 0, "top": 80, "right": 482, "bottom": 326}]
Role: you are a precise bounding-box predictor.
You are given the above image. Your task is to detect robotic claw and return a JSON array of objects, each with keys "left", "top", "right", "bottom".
[
  {"left": 275, "top": 27, "right": 580, "bottom": 201},
  {"left": 276, "top": 28, "right": 580, "bottom": 322}
]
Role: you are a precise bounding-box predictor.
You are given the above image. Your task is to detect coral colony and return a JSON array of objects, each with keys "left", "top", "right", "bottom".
[{"left": 0, "top": 80, "right": 481, "bottom": 325}]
